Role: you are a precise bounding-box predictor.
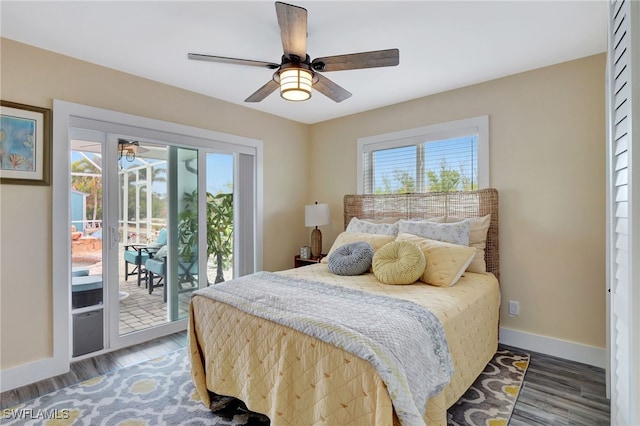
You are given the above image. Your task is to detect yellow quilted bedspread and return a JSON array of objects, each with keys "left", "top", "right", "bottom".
[{"left": 189, "top": 264, "right": 500, "bottom": 425}]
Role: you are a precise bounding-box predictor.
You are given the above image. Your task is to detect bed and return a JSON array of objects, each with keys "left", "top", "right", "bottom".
[{"left": 188, "top": 189, "right": 500, "bottom": 425}]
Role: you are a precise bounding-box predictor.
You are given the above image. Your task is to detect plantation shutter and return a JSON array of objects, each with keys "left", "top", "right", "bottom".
[{"left": 607, "top": 1, "right": 639, "bottom": 424}]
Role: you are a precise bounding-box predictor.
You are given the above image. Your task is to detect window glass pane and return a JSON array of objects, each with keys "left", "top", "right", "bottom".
[
  {"left": 370, "top": 145, "right": 417, "bottom": 194},
  {"left": 119, "top": 154, "right": 167, "bottom": 244},
  {"left": 206, "top": 153, "right": 234, "bottom": 284},
  {"left": 170, "top": 146, "right": 199, "bottom": 321},
  {"left": 365, "top": 135, "right": 477, "bottom": 194},
  {"left": 424, "top": 136, "right": 478, "bottom": 192}
]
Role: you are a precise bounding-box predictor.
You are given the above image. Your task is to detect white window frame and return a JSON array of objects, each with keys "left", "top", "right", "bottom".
[{"left": 356, "top": 115, "right": 489, "bottom": 194}]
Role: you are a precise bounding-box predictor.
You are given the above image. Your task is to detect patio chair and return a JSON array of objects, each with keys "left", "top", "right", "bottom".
[
  {"left": 177, "top": 257, "right": 199, "bottom": 289},
  {"left": 145, "top": 250, "right": 198, "bottom": 303},
  {"left": 145, "top": 246, "right": 167, "bottom": 302},
  {"left": 123, "top": 227, "right": 167, "bottom": 287}
]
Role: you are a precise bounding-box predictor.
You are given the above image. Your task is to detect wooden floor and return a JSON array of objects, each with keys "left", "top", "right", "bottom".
[
  {"left": 1, "top": 334, "right": 610, "bottom": 425},
  {"left": 505, "top": 344, "right": 611, "bottom": 426}
]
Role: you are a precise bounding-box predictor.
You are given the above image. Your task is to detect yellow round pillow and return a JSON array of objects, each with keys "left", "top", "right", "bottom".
[{"left": 372, "top": 241, "right": 426, "bottom": 285}]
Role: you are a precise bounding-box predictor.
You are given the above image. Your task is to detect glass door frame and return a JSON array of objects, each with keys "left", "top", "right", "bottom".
[
  {"left": 52, "top": 100, "right": 263, "bottom": 363},
  {"left": 107, "top": 136, "right": 200, "bottom": 349}
]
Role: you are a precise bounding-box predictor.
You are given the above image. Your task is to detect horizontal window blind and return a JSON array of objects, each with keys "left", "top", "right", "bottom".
[
  {"left": 363, "top": 135, "right": 478, "bottom": 194},
  {"left": 357, "top": 116, "right": 489, "bottom": 195}
]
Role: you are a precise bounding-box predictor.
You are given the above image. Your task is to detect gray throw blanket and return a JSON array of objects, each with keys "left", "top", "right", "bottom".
[{"left": 194, "top": 271, "right": 453, "bottom": 426}]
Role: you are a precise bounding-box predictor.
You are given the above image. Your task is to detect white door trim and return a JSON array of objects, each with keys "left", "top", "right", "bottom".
[{"left": 0, "top": 99, "right": 263, "bottom": 391}]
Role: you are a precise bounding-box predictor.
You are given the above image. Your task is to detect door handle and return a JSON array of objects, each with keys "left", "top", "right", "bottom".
[{"left": 110, "top": 226, "right": 120, "bottom": 249}]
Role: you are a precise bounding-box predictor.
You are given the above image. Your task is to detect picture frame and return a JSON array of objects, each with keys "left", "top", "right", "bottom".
[{"left": 0, "top": 100, "right": 51, "bottom": 185}]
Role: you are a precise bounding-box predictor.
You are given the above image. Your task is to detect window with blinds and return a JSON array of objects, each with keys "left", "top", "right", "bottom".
[{"left": 357, "top": 116, "right": 489, "bottom": 194}]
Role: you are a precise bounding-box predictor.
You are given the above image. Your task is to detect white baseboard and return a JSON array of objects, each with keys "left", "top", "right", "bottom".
[
  {"left": 499, "top": 327, "right": 606, "bottom": 368},
  {"left": 0, "top": 357, "right": 69, "bottom": 393}
]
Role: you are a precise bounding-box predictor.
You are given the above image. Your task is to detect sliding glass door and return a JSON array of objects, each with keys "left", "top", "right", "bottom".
[
  {"left": 117, "top": 139, "right": 174, "bottom": 335},
  {"left": 60, "top": 101, "right": 259, "bottom": 357},
  {"left": 117, "top": 141, "right": 204, "bottom": 333}
]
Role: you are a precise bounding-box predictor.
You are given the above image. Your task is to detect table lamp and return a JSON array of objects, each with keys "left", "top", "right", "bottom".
[{"left": 305, "top": 202, "right": 330, "bottom": 257}]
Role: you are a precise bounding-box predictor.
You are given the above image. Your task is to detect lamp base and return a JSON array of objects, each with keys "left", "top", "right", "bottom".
[{"left": 310, "top": 228, "right": 322, "bottom": 258}]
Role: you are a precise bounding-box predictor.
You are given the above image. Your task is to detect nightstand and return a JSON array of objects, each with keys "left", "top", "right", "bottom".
[{"left": 294, "top": 255, "right": 325, "bottom": 268}]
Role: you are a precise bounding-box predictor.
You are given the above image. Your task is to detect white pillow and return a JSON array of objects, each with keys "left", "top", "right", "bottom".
[
  {"left": 445, "top": 214, "right": 491, "bottom": 273},
  {"left": 398, "top": 219, "right": 470, "bottom": 246},
  {"left": 346, "top": 217, "right": 399, "bottom": 235},
  {"left": 153, "top": 245, "right": 168, "bottom": 259}
]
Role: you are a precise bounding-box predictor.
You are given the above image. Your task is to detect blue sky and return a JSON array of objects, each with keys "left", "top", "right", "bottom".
[{"left": 206, "top": 153, "right": 233, "bottom": 194}]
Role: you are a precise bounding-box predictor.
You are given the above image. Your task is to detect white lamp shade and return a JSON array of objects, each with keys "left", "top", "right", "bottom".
[
  {"left": 305, "top": 203, "right": 330, "bottom": 227},
  {"left": 280, "top": 68, "right": 313, "bottom": 101}
]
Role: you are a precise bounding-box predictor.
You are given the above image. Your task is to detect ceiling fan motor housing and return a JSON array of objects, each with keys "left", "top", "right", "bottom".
[{"left": 273, "top": 55, "right": 319, "bottom": 84}]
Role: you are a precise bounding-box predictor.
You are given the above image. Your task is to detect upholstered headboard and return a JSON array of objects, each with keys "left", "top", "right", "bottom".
[{"left": 343, "top": 188, "right": 499, "bottom": 281}]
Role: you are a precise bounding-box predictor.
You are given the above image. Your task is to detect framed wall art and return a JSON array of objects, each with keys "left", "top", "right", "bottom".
[{"left": 0, "top": 100, "right": 51, "bottom": 185}]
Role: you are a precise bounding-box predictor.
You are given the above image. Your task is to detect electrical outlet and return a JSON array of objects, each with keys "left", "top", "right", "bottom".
[{"left": 509, "top": 300, "right": 520, "bottom": 316}]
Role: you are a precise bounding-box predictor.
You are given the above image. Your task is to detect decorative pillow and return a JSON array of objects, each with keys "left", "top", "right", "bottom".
[
  {"left": 153, "top": 245, "right": 168, "bottom": 259},
  {"left": 322, "top": 232, "right": 395, "bottom": 264},
  {"left": 327, "top": 242, "right": 374, "bottom": 276},
  {"left": 362, "top": 217, "right": 404, "bottom": 224},
  {"left": 398, "top": 219, "right": 470, "bottom": 246},
  {"left": 362, "top": 216, "right": 445, "bottom": 224},
  {"left": 445, "top": 214, "right": 491, "bottom": 273},
  {"left": 372, "top": 241, "right": 426, "bottom": 285},
  {"left": 346, "top": 217, "right": 399, "bottom": 235},
  {"left": 396, "top": 233, "right": 475, "bottom": 287}
]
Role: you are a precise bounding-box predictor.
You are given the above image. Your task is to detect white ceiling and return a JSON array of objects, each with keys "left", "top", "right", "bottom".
[{"left": 1, "top": 1, "right": 608, "bottom": 124}]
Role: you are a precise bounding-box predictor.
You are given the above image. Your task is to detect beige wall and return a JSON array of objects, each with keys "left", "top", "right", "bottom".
[
  {"left": 310, "top": 53, "right": 607, "bottom": 349},
  {"left": 0, "top": 38, "right": 309, "bottom": 369},
  {"left": 0, "top": 36, "right": 607, "bottom": 375}
]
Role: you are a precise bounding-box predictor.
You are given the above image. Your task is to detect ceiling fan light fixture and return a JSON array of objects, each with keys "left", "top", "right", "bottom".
[
  {"left": 279, "top": 68, "right": 312, "bottom": 101},
  {"left": 118, "top": 139, "right": 139, "bottom": 162}
]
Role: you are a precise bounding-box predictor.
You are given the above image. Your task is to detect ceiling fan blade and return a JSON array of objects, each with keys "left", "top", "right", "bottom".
[
  {"left": 245, "top": 79, "right": 280, "bottom": 102},
  {"left": 314, "top": 73, "right": 352, "bottom": 103},
  {"left": 311, "top": 48, "right": 400, "bottom": 72},
  {"left": 188, "top": 53, "right": 279, "bottom": 69},
  {"left": 275, "top": 1, "right": 307, "bottom": 60}
]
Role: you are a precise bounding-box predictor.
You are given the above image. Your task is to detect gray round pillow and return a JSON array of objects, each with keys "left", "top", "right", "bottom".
[{"left": 327, "top": 241, "right": 374, "bottom": 276}]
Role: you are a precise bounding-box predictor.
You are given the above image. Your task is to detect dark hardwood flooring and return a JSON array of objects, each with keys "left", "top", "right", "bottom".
[
  {"left": 1, "top": 334, "right": 610, "bottom": 425},
  {"left": 504, "top": 345, "right": 610, "bottom": 426}
]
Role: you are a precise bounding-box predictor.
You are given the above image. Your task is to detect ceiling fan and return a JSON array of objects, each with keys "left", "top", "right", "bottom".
[{"left": 188, "top": 1, "right": 399, "bottom": 103}]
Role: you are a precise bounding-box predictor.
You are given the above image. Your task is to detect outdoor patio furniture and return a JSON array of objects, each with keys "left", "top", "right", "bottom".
[
  {"left": 71, "top": 275, "right": 103, "bottom": 309},
  {"left": 145, "top": 250, "right": 167, "bottom": 302},
  {"left": 145, "top": 250, "right": 199, "bottom": 303},
  {"left": 123, "top": 228, "right": 167, "bottom": 286},
  {"left": 72, "top": 267, "right": 90, "bottom": 277}
]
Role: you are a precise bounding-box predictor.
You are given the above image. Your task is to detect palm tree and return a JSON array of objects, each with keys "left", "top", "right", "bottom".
[{"left": 71, "top": 156, "right": 102, "bottom": 228}]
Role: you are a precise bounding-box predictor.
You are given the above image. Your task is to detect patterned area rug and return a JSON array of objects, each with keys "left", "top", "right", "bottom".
[
  {"left": 3, "top": 347, "right": 528, "bottom": 425},
  {"left": 447, "top": 348, "right": 530, "bottom": 426}
]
